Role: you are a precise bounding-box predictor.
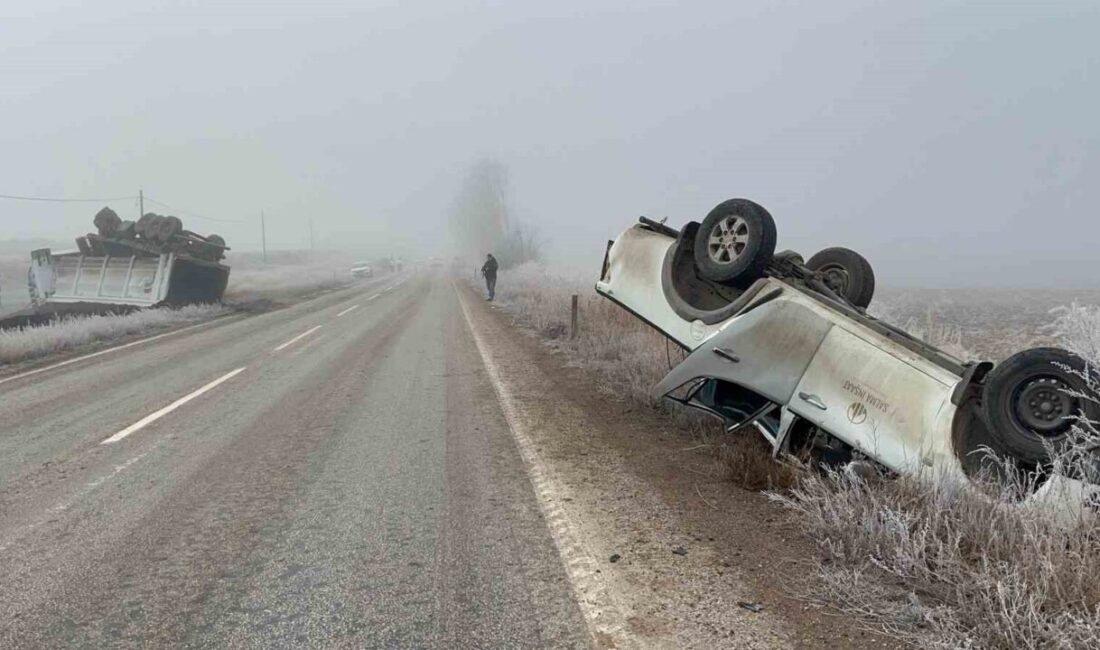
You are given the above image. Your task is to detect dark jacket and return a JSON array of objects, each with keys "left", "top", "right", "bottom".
[{"left": 481, "top": 256, "right": 498, "bottom": 277}]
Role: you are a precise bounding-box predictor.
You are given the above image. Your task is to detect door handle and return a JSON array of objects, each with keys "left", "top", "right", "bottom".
[
  {"left": 798, "top": 392, "right": 827, "bottom": 410},
  {"left": 712, "top": 347, "right": 740, "bottom": 363}
]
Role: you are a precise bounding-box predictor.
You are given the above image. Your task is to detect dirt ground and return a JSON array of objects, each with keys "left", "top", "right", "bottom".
[{"left": 460, "top": 283, "right": 906, "bottom": 649}]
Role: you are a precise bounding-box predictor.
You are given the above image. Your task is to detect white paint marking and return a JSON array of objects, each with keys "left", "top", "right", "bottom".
[
  {"left": 454, "top": 284, "right": 631, "bottom": 647},
  {"left": 289, "top": 333, "right": 326, "bottom": 356},
  {"left": 366, "top": 294, "right": 379, "bottom": 302},
  {"left": 336, "top": 304, "right": 360, "bottom": 317},
  {"left": 0, "top": 316, "right": 238, "bottom": 388},
  {"left": 273, "top": 325, "right": 322, "bottom": 351},
  {"left": 100, "top": 367, "right": 246, "bottom": 444}
]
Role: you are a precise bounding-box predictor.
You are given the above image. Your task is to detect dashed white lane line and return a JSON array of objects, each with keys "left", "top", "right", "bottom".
[
  {"left": 0, "top": 316, "right": 238, "bottom": 388},
  {"left": 454, "top": 284, "right": 632, "bottom": 648},
  {"left": 336, "top": 304, "right": 360, "bottom": 317},
  {"left": 273, "top": 325, "right": 323, "bottom": 352},
  {"left": 100, "top": 367, "right": 247, "bottom": 445}
]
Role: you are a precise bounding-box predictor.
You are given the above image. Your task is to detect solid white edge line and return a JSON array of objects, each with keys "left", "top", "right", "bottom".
[
  {"left": 453, "top": 283, "right": 631, "bottom": 647},
  {"left": 100, "top": 367, "right": 246, "bottom": 445},
  {"left": 0, "top": 315, "right": 239, "bottom": 388},
  {"left": 336, "top": 304, "right": 360, "bottom": 317},
  {"left": 273, "top": 325, "right": 323, "bottom": 351}
]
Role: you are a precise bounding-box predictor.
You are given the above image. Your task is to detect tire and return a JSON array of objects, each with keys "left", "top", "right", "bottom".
[
  {"left": 806, "top": 247, "right": 875, "bottom": 309},
  {"left": 981, "top": 347, "right": 1100, "bottom": 465},
  {"left": 138, "top": 214, "right": 162, "bottom": 241},
  {"left": 93, "top": 207, "right": 121, "bottom": 236},
  {"left": 693, "top": 199, "right": 777, "bottom": 285},
  {"left": 159, "top": 216, "right": 183, "bottom": 241},
  {"left": 149, "top": 215, "right": 166, "bottom": 242}
]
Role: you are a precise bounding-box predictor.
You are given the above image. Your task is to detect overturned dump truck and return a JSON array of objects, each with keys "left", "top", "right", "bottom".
[{"left": 29, "top": 207, "right": 230, "bottom": 308}]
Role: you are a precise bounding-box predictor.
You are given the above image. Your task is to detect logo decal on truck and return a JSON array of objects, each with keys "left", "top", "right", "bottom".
[
  {"left": 847, "top": 402, "right": 868, "bottom": 425},
  {"left": 842, "top": 380, "right": 893, "bottom": 415}
]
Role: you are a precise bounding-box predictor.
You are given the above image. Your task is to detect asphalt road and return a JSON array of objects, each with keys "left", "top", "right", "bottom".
[{"left": 0, "top": 273, "right": 589, "bottom": 649}]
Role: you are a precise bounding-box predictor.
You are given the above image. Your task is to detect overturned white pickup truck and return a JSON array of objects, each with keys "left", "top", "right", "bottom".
[{"left": 596, "top": 198, "right": 1097, "bottom": 487}]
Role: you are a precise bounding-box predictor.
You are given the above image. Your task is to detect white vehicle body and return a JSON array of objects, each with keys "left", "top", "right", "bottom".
[
  {"left": 29, "top": 246, "right": 228, "bottom": 308},
  {"left": 595, "top": 222, "right": 996, "bottom": 484},
  {"left": 351, "top": 262, "right": 373, "bottom": 279}
]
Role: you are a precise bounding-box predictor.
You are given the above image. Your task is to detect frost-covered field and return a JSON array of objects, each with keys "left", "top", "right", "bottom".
[
  {"left": 0, "top": 254, "right": 32, "bottom": 318},
  {"left": 0, "top": 304, "right": 226, "bottom": 366},
  {"left": 223, "top": 251, "right": 365, "bottom": 303},
  {"left": 490, "top": 263, "right": 1100, "bottom": 649},
  {"left": 0, "top": 248, "right": 372, "bottom": 368}
]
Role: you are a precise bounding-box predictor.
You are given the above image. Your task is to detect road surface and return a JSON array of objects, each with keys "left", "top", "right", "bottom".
[{"left": 0, "top": 274, "right": 590, "bottom": 648}]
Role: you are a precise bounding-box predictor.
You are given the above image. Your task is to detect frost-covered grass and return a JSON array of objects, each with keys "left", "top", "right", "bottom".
[
  {"left": 493, "top": 262, "right": 682, "bottom": 409},
  {"left": 490, "top": 262, "right": 797, "bottom": 487},
  {"left": 0, "top": 304, "right": 226, "bottom": 366},
  {"left": 225, "top": 256, "right": 355, "bottom": 301},
  {"left": 491, "top": 263, "right": 1100, "bottom": 648},
  {"left": 769, "top": 303, "right": 1100, "bottom": 649}
]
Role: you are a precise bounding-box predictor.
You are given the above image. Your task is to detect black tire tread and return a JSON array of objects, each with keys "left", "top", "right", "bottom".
[
  {"left": 692, "top": 198, "right": 777, "bottom": 286},
  {"left": 981, "top": 347, "right": 1099, "bottom": 465},
  {"left": 806, "top": 247, "right": 876, "bottom": 308}
]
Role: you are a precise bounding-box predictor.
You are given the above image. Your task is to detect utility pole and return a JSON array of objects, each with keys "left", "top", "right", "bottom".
[
  {"left": 139, "top": 189, "right": 144, "bottom": 218},
  {"left": 309, "top": 218, "right": 315, "bottom": 258},
  {"left": 261, "top": 210, "right": 267, "bottom": 263}
]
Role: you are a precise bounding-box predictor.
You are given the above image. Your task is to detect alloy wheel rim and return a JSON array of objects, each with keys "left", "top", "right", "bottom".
[{"left": 707, "top": 215, "right": 750, "bottom": 264}]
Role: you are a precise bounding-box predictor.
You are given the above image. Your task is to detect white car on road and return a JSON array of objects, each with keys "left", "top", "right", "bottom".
[{"left": 351, "top": 261, "right": 373, "bottom": 279}]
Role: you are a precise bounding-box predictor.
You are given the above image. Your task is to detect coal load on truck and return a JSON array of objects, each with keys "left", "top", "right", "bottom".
[{"left": 27, "top": 207, "right": 231, "bottom": 311}]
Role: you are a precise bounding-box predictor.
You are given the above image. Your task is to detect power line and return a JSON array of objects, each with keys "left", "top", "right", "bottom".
[
  {"left": 142, "top": 197, "right": 244, "bottom": 224},
  {"left": 0, "top": 190, "right": 245, "bottom": 225},
  {"left": 0, "top": 192, "right": 138, "bottom": 203}
]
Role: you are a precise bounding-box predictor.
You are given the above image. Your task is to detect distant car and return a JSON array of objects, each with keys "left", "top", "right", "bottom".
[
  {"left": 596, "top": 198, "right": 1098, "bottom": 499},
  {"left": 351, "top": 262, "right": 373, "bottom": 279}
]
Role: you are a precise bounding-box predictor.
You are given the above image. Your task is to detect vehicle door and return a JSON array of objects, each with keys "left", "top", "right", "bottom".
[
  {"left": 788, "top": 325, "right": 953, "bottom": 473},
  {"left": 653, "top": 296, "right": 833, "bottom": 406}
]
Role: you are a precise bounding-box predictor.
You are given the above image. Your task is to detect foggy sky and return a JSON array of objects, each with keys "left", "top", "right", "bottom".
[{"left": 2, "top": 0, "right": 1098, "bottom": 287}]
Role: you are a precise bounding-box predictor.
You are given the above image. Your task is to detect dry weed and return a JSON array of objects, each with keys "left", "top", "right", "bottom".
[
  {"left": 0, "top": 304, "right": 226, "bottom": 365},
  {"left": 770, "top": 307, "right": 1100, "bottom": 649},
  {"left": 493, "top": 264, "right": 1100, "bottom": 648},
  {"left": 492, "top": 263, "right": 789, "bottom": 488}
]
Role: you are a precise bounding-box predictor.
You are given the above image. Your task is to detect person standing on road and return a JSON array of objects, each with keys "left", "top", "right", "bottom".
[{"left": 481, "top": 253, "right": 498, "bottom": 301}]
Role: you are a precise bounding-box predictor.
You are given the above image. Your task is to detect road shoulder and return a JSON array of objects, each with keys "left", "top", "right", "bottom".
[{"left": 457, "top": 282, "right": 905, "bottom": 649}]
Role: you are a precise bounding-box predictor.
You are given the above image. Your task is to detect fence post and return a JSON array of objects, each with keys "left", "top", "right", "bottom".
[{"left": 570, "top": 294, "right": 579, "bottom": 339}]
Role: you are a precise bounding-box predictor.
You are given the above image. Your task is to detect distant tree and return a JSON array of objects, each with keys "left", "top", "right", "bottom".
[{"left": 449, "top": 159, "right": 542, "bottom": 268}]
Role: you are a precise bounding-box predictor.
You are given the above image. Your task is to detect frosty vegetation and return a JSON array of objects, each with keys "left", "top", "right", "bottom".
[
  {"left": 490, "top": 264, "right": 1100, "bottom": 649},
  {"left": 768, "top": 302, "right": 1100, "bottom": 650},
  {"left": 0, "top": 304, "right": 226, "bottom": 366}
]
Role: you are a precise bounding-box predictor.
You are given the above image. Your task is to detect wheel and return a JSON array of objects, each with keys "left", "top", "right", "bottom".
[
  {"left": 148, "top": 215, "right": 166, "bottom": 242},
  {"left": 693, "top": 199, "right": 777, "bottom": 285},
  {"left": 205, "top": 234, "right": 226, "bottom": 248},
  {"left": 93, "top": 207, "right": 121, "bottom": 236},
  {"left": 806, "top": 247, "right": 875, "bottom": 309},
  {"left": 981, "top": 347, "right": 1100, "bottom": 465},
  {"left": 159, "top": 216, "right": 183, "bottom": 241},
  {"left": 137, "top": 214, "right": 161, "bottom": 240}
]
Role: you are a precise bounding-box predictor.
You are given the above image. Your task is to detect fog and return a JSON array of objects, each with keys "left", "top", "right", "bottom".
[{"left": 2, "top": 0, "right": 1098, "bottom": 288}]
